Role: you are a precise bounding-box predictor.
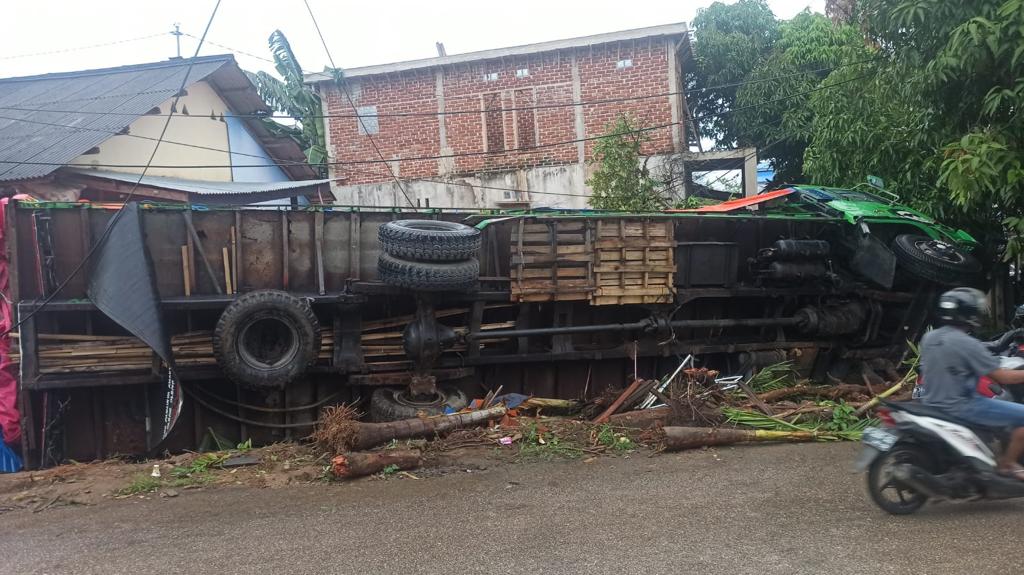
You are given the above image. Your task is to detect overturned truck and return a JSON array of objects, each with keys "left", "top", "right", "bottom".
[{"left": 8, "top": 186, "right": 982, "bottom": 466}]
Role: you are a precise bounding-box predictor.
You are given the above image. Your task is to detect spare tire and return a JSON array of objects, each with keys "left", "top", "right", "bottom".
[
  {"left": 378, "top": 252, "right": 478, "bottom": 292},
  {"left": 378, "top": 220, "right": 481, "bottom": 262},
  {"left": 369, "top": 387, "right": 469, "bottom": 422},
  {"left": 213, "top": 290, "right": 320, "bottom": 389},
  {"left": 892, "top": 234, "right": 982, "bottom": 285}
]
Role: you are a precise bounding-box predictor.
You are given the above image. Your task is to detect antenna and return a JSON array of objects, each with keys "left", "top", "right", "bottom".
[{"left": 171, "top": 23, "right": 183, "bottom": 59}]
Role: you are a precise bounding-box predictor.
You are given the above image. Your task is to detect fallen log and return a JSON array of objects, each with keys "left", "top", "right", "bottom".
[
  {"left": 659, "top": 426, "right": 827, "bottom": 452},
  {"left": 314, "top": 405, "right": 508, "bottom": 452},
  {"left": 330, "top": 449, "right": 422, "bottom": 479},
  {"left": 753, "top": 383, "right": 869, "bottom": 403}
]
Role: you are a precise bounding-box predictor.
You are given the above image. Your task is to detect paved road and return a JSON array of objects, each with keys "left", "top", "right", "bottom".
[{"left": 3, "top": 443, "right": 1023, "bottom": 575}]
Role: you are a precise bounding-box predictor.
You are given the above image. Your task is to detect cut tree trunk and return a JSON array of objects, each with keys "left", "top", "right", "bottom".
[
  {"left": 659, "top": 426, "right": 824, "bottom": 451},
  {"left": 350, "top": 405, "right": 507, "bottom": 451},
  {"left": 331, "top": 449, "right": 421, "bottom": 479}
]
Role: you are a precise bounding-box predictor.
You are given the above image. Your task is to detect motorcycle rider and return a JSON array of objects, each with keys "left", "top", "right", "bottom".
[{"left": 919, "top": 288, "right": 1024, "bottom": 479}]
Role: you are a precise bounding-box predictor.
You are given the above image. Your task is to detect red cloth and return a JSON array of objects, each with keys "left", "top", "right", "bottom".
[
  {"left": 665, "top": 188, "right": 795, "bottom": 213},
  {"left": 0, "top": 199, "right": 20, "bottom": 445}
]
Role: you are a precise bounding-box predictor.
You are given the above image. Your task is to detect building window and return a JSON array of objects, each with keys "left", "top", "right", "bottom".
[
  {"left": 514, "top": 89, "right": 536, "bottom": 149},
  {"left": 515, "top": 68, "right": 530, "bottom": 78},
  {"left": 483, "top": 72, "right": 499, "bottom": 82},
  {"left": 483, "top": 92, "right": 505, "bottom": 152},
  {"left": 616, "top": 58, "right": 633, "bottom": 70},
  {"left": 356, "top": 105, "right": 379, "bottom": 135}
]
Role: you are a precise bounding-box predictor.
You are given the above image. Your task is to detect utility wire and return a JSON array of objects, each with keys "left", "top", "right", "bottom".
[
  {"left": 4, "top": 72, "right": 871, "bottom": 172},
  {"left": 1, "top": 32, "right": 168, "bottom": 61},
  {"left": 1, "top": 0, "right": 223, "bottom": 337},
  {"left": 0, "top": 58, "right": 877, "bottom": 120},
  {"left": 301, "top": 0, "right": 415, "bottom": 207}
]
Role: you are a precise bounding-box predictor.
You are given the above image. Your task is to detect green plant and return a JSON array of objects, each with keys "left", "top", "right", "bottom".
[
  {"left": 236, "top": 438, "right": 253, "bottom": 452},
  {"left": 380, "top": 464, "right": 400, "bottom": 477},
  {"left": 119, "top": 475, "right": 162, "bottom": 496},
  {"left": 173, "top": 452, "right": 229, "bottom": 479},
  {"left": 723, "top": 407, "right": 865, "bottom": 441},
  {"left": 595, "top": 424, "right": 636, "bottom": 452},
  {"left": 587, "top": 114, "right": 667, "bottom": 212},
  {"left": 746, "top": 361, "right": 798, "bottom": 392},
  {"left": 517, "top": 423, "right": 583, "bottom": 459}
]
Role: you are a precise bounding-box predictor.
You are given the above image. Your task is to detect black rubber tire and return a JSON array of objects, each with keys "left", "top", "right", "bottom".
[
  {"left": 892, "top": 234, "right": 981, "bottom": 285},
  {"left": 369, "top": 387, "right": 469, "bottom": 422},
  {"left": 213, "top": 290, "right": 320, "bottom": 389},
  {"left": 866, "top": 444, "right": 932, "bottom": 515},
  {"left": 378, "top": 252, "right": 479, "bottom": 292},
  {"left": 378, "top": 220, "right": 481, "bottom": 262}
]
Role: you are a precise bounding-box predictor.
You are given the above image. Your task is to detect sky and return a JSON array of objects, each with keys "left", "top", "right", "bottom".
[{"left": 3, "top": 0, "right": 825, "bottom": 80}]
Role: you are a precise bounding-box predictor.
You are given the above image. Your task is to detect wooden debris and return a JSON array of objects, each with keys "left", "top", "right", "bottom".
[
  {"left": 330, "top": 449, "right": 421, "bottom": 479},
  {"left": 312, "top": 405, "right": 508, "bottom": 453},
  {"left": 659, "top": 426, "right": 824, "bottom": 452}
]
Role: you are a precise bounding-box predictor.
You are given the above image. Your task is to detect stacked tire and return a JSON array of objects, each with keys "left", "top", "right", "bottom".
[{"left": 377, "top": 220, "right": 481, "bottom": 292}]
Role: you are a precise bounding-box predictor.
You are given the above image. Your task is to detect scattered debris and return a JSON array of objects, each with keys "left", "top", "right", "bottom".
[{"left": 311, "top": 404, "right": 507, "bottom": 453}]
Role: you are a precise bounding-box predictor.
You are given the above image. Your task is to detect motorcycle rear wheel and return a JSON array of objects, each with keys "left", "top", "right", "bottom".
[{"left": 867, "top": 444, "right": 932, "bottom": 515}]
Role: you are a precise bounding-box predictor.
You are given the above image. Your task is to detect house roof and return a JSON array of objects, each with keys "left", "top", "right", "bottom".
[
  {"left": 304, "top": 22, "right": 689, "bottom": 83},
  {"left": 65, "top": 168, "right": 332, "bottom": 204},
  {"left": 0, "top": 55, "right": 316, "bottom": 182}
]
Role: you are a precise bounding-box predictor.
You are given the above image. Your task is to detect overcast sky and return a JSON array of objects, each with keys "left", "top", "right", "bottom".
[{"left": 4, "top": 0, "right": 825, "bottom": 79}]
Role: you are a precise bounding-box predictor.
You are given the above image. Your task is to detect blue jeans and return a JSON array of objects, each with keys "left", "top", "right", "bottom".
[{"left": 949, "top": 395, "right": 1024, "bottom": 429}]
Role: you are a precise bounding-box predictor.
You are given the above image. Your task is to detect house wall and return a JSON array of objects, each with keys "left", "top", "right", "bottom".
[
  {"left": 321, "top": 37, "right": 685, "bottom": 208},
  {"left": 68, "top": 81, "right": 233, "bottom": 181}
]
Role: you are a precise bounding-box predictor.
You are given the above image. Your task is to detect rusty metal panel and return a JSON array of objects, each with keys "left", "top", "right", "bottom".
[
  {"left": 322, "top": 212, "right": 352, "bottom": 291},
  {"left": 238, "top": 210, "right": 283, "bottom": 290},
  {"left": 15, "top": 210, "right": 41, "bottom": 299},
  {"left": 50, "top": 209, "right": 88, "bottom": 298},
  {"left": 286, "top": 211, "right": 316, "bottom": 293},
  {"left": 142, "top": 210, "right": 190, "bottom": 297},
  {"left": 358, "top": 214, "right": 387, "bottom": 280},
  {"left": 191, "top": 211, "right": 235, "bottom": 294}
]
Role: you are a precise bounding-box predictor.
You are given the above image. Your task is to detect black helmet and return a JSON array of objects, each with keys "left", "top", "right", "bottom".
[{"left": 937, "top": 287, "right": 989, "bottom": 328}]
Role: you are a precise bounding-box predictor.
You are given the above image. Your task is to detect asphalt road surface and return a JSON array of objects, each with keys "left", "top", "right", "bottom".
[{"left": 3, "top": 442, "right": 1023, "bottom": 575}]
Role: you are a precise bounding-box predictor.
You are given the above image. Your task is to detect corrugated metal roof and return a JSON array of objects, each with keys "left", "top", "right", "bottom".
[
  {"left": 0, "top": 55, "right": 259, "bottom": 182},
  {"left": 305, "top": 22, "right": 689, "bottom": 82},
  {"left": 66, "top": 167, "right": 330, "bottom": 195}
]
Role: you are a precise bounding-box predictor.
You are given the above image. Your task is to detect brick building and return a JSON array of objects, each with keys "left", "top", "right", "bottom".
[{"left": 306, "top": 23, "right": 756, "bottom": 208}]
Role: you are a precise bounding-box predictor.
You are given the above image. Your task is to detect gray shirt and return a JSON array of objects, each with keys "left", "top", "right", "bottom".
[{"left": 920, "top": 325, "right": 1000, "bottom": 409}]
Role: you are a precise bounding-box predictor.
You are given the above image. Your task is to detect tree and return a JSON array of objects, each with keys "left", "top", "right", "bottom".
[
  {"left": 587, "top": 115, "right": 666, "bottom": 211},
  {"left": 686, "top": 0, "right": 779, "bottom": 146},
  {"left": 246, "top": 30, "right": 331, "bottom": 174},
  {"left": 803, "top": 0, "right": 1024, "bottom": 260}
]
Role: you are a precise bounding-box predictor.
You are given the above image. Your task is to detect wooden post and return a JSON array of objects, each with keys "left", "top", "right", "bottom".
[
  {"left": 180, "top": 245, "right": 191, "bottom": 297},
  {"left": 222, "top": 247, "right": 233, "bottom": 295}
]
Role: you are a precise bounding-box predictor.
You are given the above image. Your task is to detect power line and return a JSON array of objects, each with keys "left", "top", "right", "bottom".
[
  {"left": 0, "top": 58, "right": 877, "bottom": 121},
  {"left": 4, "top": 72, "right": 871, "bottom": 172},
  {"left": 1, "top": 32, "right": 168, "bottom": 61},
  {"left": 301, "top": 0, "right": 415, "bottom": 208},
  {"left": 1, "top": 1, "right": 223, "bottom": 337}
]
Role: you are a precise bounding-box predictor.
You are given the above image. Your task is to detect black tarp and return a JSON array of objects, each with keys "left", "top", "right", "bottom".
[{"left": 86, "top": 203, "right": 180, "bottom": 449}]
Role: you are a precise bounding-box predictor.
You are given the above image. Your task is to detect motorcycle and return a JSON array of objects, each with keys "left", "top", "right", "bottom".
[{"left": 857, "top": 400, "right": 1024, "bottom": 514}]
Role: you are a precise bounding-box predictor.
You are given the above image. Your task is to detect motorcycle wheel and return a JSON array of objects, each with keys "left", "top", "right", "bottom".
[{"left": 867, "top": 444, "right": 932, "bottom": 515}]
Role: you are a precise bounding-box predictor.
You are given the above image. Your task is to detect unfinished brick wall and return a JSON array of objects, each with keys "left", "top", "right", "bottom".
[{"left": 322, "top": 37, "right": 682, "bottom": 186}]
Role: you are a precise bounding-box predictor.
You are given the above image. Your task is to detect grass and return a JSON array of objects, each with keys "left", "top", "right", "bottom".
[
  {"left": 517, "top": 422, "right": 584, "bottom": 459},
  {"left": 118, "top": 475, "right": 162, "bottom": 496},
  {"left": 746, "top": 361, "right": 799, "bottom": 392},
  {"left": 595, "top": 424, "right": 636, "bottom": 452},
  {"left": 722, "top": 407, "right": 867, "bottom": 441}
]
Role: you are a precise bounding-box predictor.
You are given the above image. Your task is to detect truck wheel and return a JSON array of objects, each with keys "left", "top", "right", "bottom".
[
  {"left": 369, "top": 387, "right": 469, "bottom": 421},
  {"left": 379, "top": 220, "right": 481, "bottom": 262},
  {"left": 892, "top": 234, "right": 981, "bottom": 285},
  {"left": 213, "top": 290, "right": 320, "bottom": 389},
  {"left": 378, "top": 252, "right": 478, "bottom": 292}
]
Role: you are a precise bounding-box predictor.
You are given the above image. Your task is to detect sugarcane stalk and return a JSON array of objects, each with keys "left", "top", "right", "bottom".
[
  {"left": 659, "top": 426, "right": 827, "bottom": 452},
  {"left": 853, "top": 380, "right": 905, "bottom": 417}
]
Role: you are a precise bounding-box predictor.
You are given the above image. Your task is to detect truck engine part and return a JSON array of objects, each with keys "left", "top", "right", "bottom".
[
  {"left": 378, "top": 219, "right": 481, "bottom": 262},
  {"left": 794, "top": 302, "right": 867, "bottom": 336},
  {"left": 213, "top": 290, "right": 321, "bottom": 389},
  {"left": 369, "top": 387, "right": 469, "bottom": 422},
  {"left": 758, "top": 239, "right": 830, "bottom": 261},
  {"left": 378, "top": 252, "right": 479, "bottom": 292},
  {"left": 761, "top": 261, "right": 830, "bottom": 281}
]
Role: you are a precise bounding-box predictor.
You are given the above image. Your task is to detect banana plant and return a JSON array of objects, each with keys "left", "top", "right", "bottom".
[{"left": 245, "top": 30, "right": 335, "bottom": 175}]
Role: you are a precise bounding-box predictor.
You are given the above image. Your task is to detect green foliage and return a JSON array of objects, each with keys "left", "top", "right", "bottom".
[
  {"left": 746, "top": 361, "right": 798, "bottom": 392},
  {"left": 172, "top": 452, "right": 229, "bottom": 479},
  {"left": 587, "top": 115, "right": 667, "bottom": 211},
  {"left": 118, "top": 475, "right": 162, "bottom": 496},
  {"left": 517, "top": 422, "right": 582, "bottom": 459},
  {"left": 687, "top": 0, "right": 780, "bottom": 145},
  {"left": 595, "top": 424, "right": 636, "bottom": 452},
  {"left": 804, "top": 0, "right": 1024, "bottom": 261},
  {"left": 818, "top": 400, "right": 875, "bottom": 433},
  {"left": 245, "top": 30, "right": 331, "bottom": 173},
  {"left": 722, "top": 407, "right": 865, "bottom": 440},
  {"left": 380, "top": 464, "right": 400, "bottom": 476}
]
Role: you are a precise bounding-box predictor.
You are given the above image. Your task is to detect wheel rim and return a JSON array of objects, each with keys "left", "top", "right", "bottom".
[
  {"left": 237, "top": 316, "right": 300, "bottom": 370},
  {"left": 915, "top": 239, "right": 965, "bottom": 265},
  {"left": 872, "top": 449, "right": 927, "bottom": 510}
]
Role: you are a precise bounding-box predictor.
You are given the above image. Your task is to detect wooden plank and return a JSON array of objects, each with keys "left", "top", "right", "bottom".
[
  {"left": 519, "top": 267, "right": 588, "bottom": 279},
  {"left": 511, "top": 232, "right": 586, "bottom": 244},
  {"left": 594, "top": 238, "right": 675, "bottom": 249},
  {"left": 512, "top": 253, "right": 592, "bottom": 265},
  {"left": 521, "top": 221, "right": 585, "bottom": 233},
  {"left": 517, "top": 244, "right": 589, "bottom": 256},
  {"left": 314, "top": 211, "right": 326, "bottom": 295},
  {"left": 181, "top": 245, "right": 191, "bottom": 297},
  {"left": 595, "top": 287, "right": 674, "bottom": 297}
]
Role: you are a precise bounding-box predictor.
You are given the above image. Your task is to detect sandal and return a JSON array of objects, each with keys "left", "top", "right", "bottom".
[{"left": 997, "top": 465, "right": 1024, "bottom": 481}]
